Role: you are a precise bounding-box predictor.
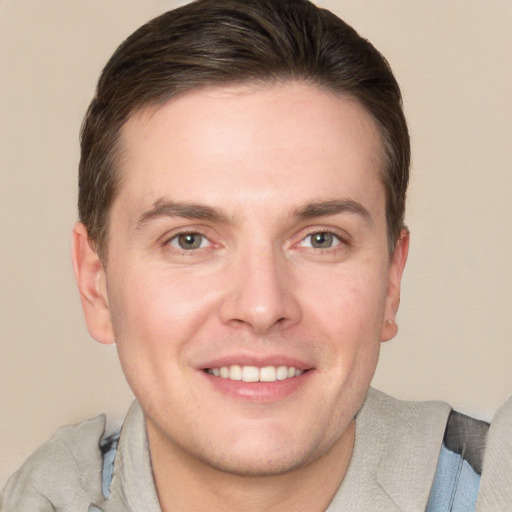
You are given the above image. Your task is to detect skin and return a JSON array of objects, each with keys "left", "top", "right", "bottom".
[{"left": 72, "top": 82, "right": 408, "bottom": 511}]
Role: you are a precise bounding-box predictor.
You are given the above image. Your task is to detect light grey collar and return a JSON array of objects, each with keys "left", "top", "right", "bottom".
[
  {"left": 94, "top": 389, "right": 450, "bottom": 512},
  {"left": 327, "top": 388, "right": 451, "bottom": 512},
  {"left": 96, "top": 401, "right": 162, "bottom": 512}
]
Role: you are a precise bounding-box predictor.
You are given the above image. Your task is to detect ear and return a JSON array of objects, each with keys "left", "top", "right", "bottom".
[
  {"left": 381, "top": 229, "right": 409, "bottom": 342},
  {"left": 71, "top": 222, "right": 115, "bottom": 345}
]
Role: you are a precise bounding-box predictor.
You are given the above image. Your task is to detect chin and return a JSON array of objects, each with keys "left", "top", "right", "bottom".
[
  {"left": 200, "top": 447, "right": 315, "bottom": 478},
  {"left": 189, "top": 423, "right": 335, "bottom": 478}
]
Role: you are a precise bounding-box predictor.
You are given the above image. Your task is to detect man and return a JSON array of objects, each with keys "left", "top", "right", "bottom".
[{"left": 2, "top": 0, "right": 508, "bottom": 510}]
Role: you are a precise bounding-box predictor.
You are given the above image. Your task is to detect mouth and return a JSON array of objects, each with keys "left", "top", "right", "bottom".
[{"left": 204, "top": 365, "right": 305, "bottom": 382}]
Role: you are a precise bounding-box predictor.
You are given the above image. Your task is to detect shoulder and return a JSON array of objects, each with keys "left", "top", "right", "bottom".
[
  {"left": 476, "top": 394, "right": 512, "bottom": 511},
  {"left": 360, "top": 387, "right": 452, "bottom": 428},
  {"left": 329, "top": 389, "right": 452, "bottom": 511},
  {"left": 355, "top": 388, "right": 453, "bottom": 477},
  {"left": 1, "top": 414, "right": 107, "bottom": 512}
]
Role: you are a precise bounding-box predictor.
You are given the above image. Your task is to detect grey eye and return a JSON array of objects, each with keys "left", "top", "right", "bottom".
[
  {"left": 298, "top": 231, "right": 342, "bottom": 250},
  {"left": 310, "top": 232, "right": 335, "bottom": 248},
  {"left": 171, "top": 233, "right": 207, "bottom": 250}
]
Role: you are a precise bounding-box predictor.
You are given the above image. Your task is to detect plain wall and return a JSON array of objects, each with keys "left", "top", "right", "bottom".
[{"left": 1, "top": 0, "right": 511, "bottom": 486}]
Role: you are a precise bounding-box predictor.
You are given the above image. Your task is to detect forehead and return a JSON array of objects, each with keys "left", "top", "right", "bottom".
[{"left": 114, "top": 82, "right": 385, "bottom": 221}]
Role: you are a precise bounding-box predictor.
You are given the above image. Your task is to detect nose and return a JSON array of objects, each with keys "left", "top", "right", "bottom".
[{"left": 218, "top": 244, "right": 301, "bottom": 334}]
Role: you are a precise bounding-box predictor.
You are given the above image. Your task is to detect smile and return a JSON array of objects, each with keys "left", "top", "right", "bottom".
[{"left": 205, "top": 365, "right": 304, "bottom": 382}]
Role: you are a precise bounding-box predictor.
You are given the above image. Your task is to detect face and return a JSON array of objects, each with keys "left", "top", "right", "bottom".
[{"left": 74, "top": 82, "right": 407, "bottom": 477}]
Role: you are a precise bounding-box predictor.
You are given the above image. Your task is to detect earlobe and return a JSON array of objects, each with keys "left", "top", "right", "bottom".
[
  {"left": 71, "top": 222, "right": 115, "bottom": 345},
  {"left": 381, "top": 229, "right": 409, "bottom": 342}
]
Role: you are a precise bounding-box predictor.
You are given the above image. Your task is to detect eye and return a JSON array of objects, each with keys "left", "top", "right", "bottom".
[
  {"left": 169, "top": 232, "right": 210, "bottom": 250},
  {"left": 300, "top": 231, "right": 342, "bottom": 249}
]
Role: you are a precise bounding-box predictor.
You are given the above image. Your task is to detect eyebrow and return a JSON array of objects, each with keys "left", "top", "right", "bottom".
[
  {"left": 136, "top": 199, "right": 229, "bottom": 228},
  {"left": 293, "top": 199, "right": 372, "bottom": 224},
  {"left": 136, "top": 197, "right": 372, "bottom": 229}
]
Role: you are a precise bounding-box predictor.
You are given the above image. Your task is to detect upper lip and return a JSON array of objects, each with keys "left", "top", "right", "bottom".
[{"left": 197, "top": 353, "right": 313, "bottom": 371}]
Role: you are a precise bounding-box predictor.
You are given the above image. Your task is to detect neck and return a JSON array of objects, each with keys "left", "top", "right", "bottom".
[{"left": 148, "top": 420, "right": 355, "bottom": 512}]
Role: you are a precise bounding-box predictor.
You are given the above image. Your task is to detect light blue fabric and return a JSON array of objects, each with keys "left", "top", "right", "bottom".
[
  {"left": 426, "top": 444, "right": 480, "bottom": 511},
  {"left": 101, "top": 435, "right": 119, "bottom": 499}
]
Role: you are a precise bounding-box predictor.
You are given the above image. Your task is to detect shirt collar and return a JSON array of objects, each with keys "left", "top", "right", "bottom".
[
  {"left": 96, "top": 389, "right": 451, "bottom": 512},
  {"left": 327, "top": 388, "right": 451, "bottom": 511}
]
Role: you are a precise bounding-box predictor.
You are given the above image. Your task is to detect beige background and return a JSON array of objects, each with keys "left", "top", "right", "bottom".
[{"left": 1, "top": 0, "right": 511, "bottom": 486}]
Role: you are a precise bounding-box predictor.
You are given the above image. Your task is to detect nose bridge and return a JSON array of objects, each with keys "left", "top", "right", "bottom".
[{"left": 218, "top": 236, "right": 298, "bottom": 333}]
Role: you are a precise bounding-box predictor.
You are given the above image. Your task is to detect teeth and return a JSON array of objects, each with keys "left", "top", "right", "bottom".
[
  {"left": 206, "top": 365, "right": 305, "bottom": 382},
  {"left": 276, "top": 366, "right": 289, "bottom": 380},
  {"left": 229, "top": 365, "right": 242, "bottom": 381},
  {"left": 260, "top": 366, "right": 276, "bottom": 382},
  {"left": 242, "top": 366, "right": 259, "bottom": 382}
]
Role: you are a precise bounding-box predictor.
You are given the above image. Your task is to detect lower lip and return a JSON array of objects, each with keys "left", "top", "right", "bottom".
[{"left": 201, "top": 370, "right": 312, "bottom": 402}]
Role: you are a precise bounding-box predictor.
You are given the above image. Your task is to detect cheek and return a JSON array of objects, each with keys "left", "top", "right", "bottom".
[
  {"left": 304, "top": 264, "right": 388, "bottom": 335},
  {"left": 109, "top": 266, "right": 216, "bottom": 337},
  {"left": 106, "top": 269, "right": 207, "bottom": 400},
  {"left": 299, "top": 262, "right": 388, "bottom": 387}
]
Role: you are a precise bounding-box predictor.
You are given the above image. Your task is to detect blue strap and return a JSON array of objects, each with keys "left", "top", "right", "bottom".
[
  {"left": 426, "top": 444, "right": 480, "bottom": 511},
  {"left": 99, "top": 430, "right": 120, "bottom": 499},
  {"left": 426, "top": 410, "right": 489, "bottom": 511}
]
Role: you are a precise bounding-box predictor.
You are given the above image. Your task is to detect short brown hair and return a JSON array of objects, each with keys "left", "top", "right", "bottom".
[{"left": 79, "top": 0, "right": 410, "bottom": 261}]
